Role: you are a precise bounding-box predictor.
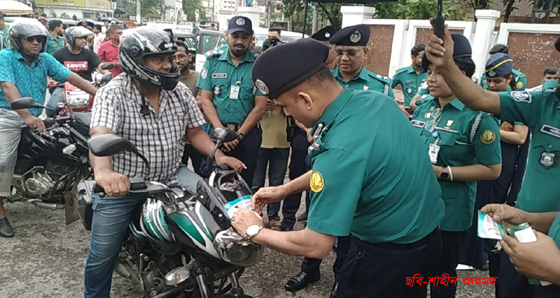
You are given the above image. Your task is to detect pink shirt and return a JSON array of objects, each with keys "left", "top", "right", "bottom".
[{"left": 97, "top": 40, "right": 123, "bottom": 78}]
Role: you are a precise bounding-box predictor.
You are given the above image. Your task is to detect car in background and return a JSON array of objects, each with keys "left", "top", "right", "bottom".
[{"left": 253, "top": 28, "right": 308, "bottom": 48}]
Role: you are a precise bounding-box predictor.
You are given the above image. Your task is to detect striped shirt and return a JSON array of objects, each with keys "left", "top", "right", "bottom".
[{"left": 91, "top": 74, "right": 205, "bottom": 185}]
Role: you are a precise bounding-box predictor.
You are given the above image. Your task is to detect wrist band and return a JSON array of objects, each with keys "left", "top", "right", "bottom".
[{"left": 447, "top": 165, "right": 454, "bottom": 181}]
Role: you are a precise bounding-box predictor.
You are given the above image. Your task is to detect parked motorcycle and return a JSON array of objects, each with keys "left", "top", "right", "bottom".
[
  {"left": 58, "top": 63, "right": 114, "bottom": 116},
  {"left": 9, "top": 97, "right": 92, "bottom": 224},
  {"left": 78, "top": 128, "right": 262, "bottom": 298}
]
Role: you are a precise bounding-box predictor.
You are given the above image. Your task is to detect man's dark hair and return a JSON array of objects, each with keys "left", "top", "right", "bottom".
[
  {"left": 48, "top": 20, "right": 63, "bottom": 31},
  {"left": 107, "top": 25, "right": 122, "bottom": 35},
  {"left": 94, "top": 24, "right": 102, "bottom": 31},
  {"left": 489, "top": 44, "right": 509, "bottom": 55},
  {"left": 411, "top": 44, "right": 425, "bottom": 56},
  {"left": 544, "top": 67, "right": 559, "bottom": 76},
  {"left": 175, "top": 40, "right": 187, "bottom": 51},
  {"left": 269, "top": 28, "right": 281, "bottom": 35},
  {"left": 300, "top": 66, "right": 337, "bottom": 90}
]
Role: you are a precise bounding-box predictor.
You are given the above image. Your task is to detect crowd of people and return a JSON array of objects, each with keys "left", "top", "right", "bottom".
[{"left": 0, "top": 11, "right": 559, "bottom": 298}]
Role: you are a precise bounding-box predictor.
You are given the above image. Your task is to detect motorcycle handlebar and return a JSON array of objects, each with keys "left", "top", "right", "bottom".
[{"left": 20, "top": 116, "right": 71, "bottom": 130}]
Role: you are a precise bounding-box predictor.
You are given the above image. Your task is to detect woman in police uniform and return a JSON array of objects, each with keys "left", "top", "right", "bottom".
[
  {"left": 411, "top": 33, "right": 502, "bottom": 298},
  {"left": 459, "top": 53, "right": 529, "bottom": 270}
]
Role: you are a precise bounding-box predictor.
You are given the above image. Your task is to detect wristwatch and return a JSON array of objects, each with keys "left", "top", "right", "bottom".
[
  {"left": 245, "top": 225, "right": 263, "bottom": 240},
  {"left": 236, "top": 132, "right": 244, "bottom": 141},
  {"left": 440, "top": 166, "right": 451, "bottom": 180}
]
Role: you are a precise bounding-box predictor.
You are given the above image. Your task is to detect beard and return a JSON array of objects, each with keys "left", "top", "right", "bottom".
[{"left": 230, "top": 45, "right": 248, "bottom": 58}]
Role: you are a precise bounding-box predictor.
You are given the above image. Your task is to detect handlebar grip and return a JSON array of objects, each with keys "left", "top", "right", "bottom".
[
  {"left": 44, "top": 118, "right": 56, "bottom": 127},
  {"left": 433, "top": 16, "right": 445, "bottom": 39}
]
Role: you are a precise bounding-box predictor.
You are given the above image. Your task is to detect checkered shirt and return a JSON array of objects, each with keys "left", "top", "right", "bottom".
[{"left": 91, "top": 74, "right": 205, "bottom": 185}]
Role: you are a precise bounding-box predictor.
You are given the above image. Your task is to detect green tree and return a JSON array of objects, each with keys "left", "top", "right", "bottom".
[
  {"left": 60, "top": 12, "right": 70, "bottom": 18},
  {"left": 183, "top": 0, "right": 203, "bottom": 21},
  {"left": 141, "top": 0, "right": 161, "bottom": 19},
  {"left": 315, "top": 3, "right": 342, "bottom": 29},
  {"left": 372, "top": 0, "right": 469, "bottom": 20}
]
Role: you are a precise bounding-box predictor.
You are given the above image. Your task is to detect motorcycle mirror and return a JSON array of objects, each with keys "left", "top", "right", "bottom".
[
  {"left": 88, "top": 134, "right": 137, "bottom": 157},
  {"left": 100, "top": 73, "right": 113, "bottom": 85},
  {"left": 101, "top": 63, "right": 114, "bottom": 70},
  {"left": 10, "top": 97, "right": 44, "bottom": 110},
  {"left": 213, "top": 127, "right": 238, "bottom": 143}
]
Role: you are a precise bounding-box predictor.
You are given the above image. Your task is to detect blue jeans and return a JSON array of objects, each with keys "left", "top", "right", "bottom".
[
  {"left": 84, "top": 164, "right": 201, "bottom": 298},
  {"left": 46, "top": 87, "right": 64, "bottom": 117},
  {"left": 251, "top": 148, "right": 289, "bottom": 218}
]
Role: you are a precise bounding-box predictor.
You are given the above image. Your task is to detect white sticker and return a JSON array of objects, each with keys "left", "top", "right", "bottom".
[
  {"left": 229, "top": 85, "right": 240, "bottom": 100},
  {"left": 428, "top": 143, "right": 440, "bottom": 164}
]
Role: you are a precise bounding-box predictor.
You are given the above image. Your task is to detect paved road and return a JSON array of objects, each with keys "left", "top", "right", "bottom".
[{"left": 0, "top": 202, "right": 494, "bottom": 298}]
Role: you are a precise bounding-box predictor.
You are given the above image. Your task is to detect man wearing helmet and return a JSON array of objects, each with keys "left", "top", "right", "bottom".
[
  {"left": 85, "top": 27, "right": 246, "bottom": 297},
  {"left": 0, "top": 19, "right": 97, "bottom": 238},
  {"left": 47, "top": 27, "right": 110, "bottom": 116}
]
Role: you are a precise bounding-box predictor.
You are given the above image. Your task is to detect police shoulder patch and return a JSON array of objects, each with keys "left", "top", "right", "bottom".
[
  {"left": 511, "top": 91, "right": 531, "bottom": 103},
  {"left": 201, "top": 68, "right": 208, "bottom": 80},
  {"left": 309, "top": 171, "right": 324, "bottom": 193},
  {"left": 480, "top": 130, "right": 496, "bottom": 144},
  {"left": 516, "top": 81, "right": 524, "bottom": 89}
]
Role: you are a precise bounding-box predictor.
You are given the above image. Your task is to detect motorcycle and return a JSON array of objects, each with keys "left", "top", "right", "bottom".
[
  {"left": 77, "top": 128, "right": 263, "bottom": 298},
  {"left": 9, "top": 97, "right": 93, "bottom": 224},
  {"left": 58, "top": 63, "right": 114, "bottom": 116}
]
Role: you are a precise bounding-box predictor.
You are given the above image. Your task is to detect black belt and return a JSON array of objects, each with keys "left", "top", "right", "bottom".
[{"left": 363, "top": 228, "right": 439, "bottom": 251}]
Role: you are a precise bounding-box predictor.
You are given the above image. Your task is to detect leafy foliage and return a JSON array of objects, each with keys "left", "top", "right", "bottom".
[
  {"left": 183, "top": 0, "right": 203, "bottom": 21},
  {"left": 371, "top": 0, "right": 469, "bottom": 20}
]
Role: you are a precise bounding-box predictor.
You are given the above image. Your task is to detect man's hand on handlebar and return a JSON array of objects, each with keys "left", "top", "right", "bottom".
[
  {"left": 23, "top": 115, "right": 46, "bottom": 132},
  {"left": 215, "top": 155, "right": 246, "bottom": 173},
  {"left": 95, "top": 169, "right": 131, "bottom": 197}
]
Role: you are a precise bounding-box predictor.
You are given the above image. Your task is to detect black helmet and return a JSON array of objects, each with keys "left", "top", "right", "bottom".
[
  {"left": 9, "top": 19, "right": 49, "bottom": 54},
  {"left": 118, "top": 27, "right": 180, "bottom": 90}
]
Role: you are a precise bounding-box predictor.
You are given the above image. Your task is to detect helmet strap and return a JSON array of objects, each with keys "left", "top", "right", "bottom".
[{"left": 131, "top": 77, "right": 150, "bottom": 116}]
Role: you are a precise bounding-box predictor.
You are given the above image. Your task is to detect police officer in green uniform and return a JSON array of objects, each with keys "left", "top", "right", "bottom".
[
  {"left": 329, "top": 24, "right": 394, "bottom": 98},
  {"left": 479, "top": 44, "right": 527, "bottom": 91},
  {"left": 425, "top": 24, "right": 560, "bottom": 298},
  {"left": 197, "top": 16, "right": 266, "bottom": 188},
  {"left": 459, "top": 53, "right": 529, "bottom": 270},
  {"left": 412, "top": 33, "right": 502, "bottom": 298},
  {"left": 392, "top": 44, "right": 428, "bottom": 107},
  {"left": 231, "top": 38, "right": 444, "bottom": 298}
]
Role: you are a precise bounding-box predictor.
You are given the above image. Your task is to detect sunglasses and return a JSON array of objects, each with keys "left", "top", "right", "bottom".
[{"left": 25, "top": 36, "right": 46, "bottom": 43}]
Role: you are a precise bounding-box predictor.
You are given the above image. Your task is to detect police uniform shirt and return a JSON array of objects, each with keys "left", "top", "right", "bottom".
[
  {"left": 392, "top": 65, "right": 428, "bottom": 106},
  {"left": 307, "top": 89, "right": 444, "bottom": 244},
  {"left": 411, "top": 96, "right": 502, "bottom": 231},
  {"left": 498, "top": 89, "right": 560, "bottom": 213},
  {"left": 196, "top": 49, "right": 262, "bottom": 125},
  {"left": 332, "top": 67, "right": 394, "bottom": 98}
]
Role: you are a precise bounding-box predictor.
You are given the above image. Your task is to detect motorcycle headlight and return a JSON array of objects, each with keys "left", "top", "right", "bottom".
[
  {"left": 213, "top": 228, "right": 264, "bottom": 267},
  {"left": 66, "top": 91, "right": 90, "bottom": 109}
]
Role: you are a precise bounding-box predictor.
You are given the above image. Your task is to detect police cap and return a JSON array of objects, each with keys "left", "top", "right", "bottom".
[
  {"left": 329, "top": 24, "right": 370, "bottom": 46},
  {"left": 485, "top": 53, "right": 513, "bottom": 78},
  {"left": 422, "top": 33, "right": 472, "bottom": 71},
  {"left": 228, "top": 16, "right": 253, "bottom": 35},
  {"left": 311, "top": 26, "right": 337, "bottom": 42},
  {"left": 252, "top": 38, "right": 329, "bottom": 99}
]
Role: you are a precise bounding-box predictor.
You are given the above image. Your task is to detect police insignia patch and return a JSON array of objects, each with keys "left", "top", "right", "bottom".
[
  {"left": 540, "top": 151, "right": 557, "bottom": 169},
  {"left": 480, "top": 130, "right": 496, "bottom": 144},
  {"left": 350, "top": 30, "right": 361, "bottom": 44},
  {"left": 310, "top": 171, "right": 324, "bottom": 193},
  {"left": 325, "top": 32, "right": 331, "bottom": 38},
  {"left": 201, "top": 68, "right": 208, "bottom": 79},
  {"left": 407, "top": 88, "right": 412, "bottom": 94},
  {"left": 488, "top": 70, "right": 496, "bottom": 77},
  {"left": 255, "top": 79, "right": 269, "bottom": 95},
  {"left": 236, "top": 18, "right": 245, "bottom": 26},
  {"left": 516, "top": 81, "right": 524, "bottom": 89},
  {"left": 511, "top": 91, "right": 531, "bottom": 103}
]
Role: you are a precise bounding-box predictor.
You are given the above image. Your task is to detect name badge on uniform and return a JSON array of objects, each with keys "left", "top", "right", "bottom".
[
  {"left": 230, "top": 85, "right": 240, "bottom": 99},
  {"left": 429, "top": 143, "right": 440, "bottom": 164},
  {"left": 411, "top": 120, "right": 425, "bottom": 128},
  {"left": 212, "top": 73, "right": 227, "bottom": 79}
]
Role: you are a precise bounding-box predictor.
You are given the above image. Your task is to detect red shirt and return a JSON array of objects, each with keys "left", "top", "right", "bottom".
[{"left": 97, "top": 40, "right": 123, "bottom": 78}]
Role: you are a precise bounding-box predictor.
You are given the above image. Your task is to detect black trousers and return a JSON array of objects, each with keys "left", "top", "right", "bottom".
[
  {"left": 182, "top": 143, "right": 203, "bottom": 175},
  {"left": 281, "top": 131, "right": 309, "bottom": 230},
  {"left": 301, "top": 235, "right": 350, "bottom": 280},
  {"left": 431, "top": 231, "right": 466, "bottom": 298},
  {"left": 335, "top": 230, "right": 442, "bottom": 298},
  {"left": 507, "top": 133, "right": 530, "bottom": 206},
  {"left": 227, "top": 127, "right": 262, "bottom": 189}
]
